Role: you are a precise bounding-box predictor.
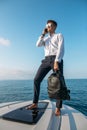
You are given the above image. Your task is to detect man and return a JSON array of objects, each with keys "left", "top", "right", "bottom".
[{"left": 28, "top": 20, "right": 64, "bottom": 116}]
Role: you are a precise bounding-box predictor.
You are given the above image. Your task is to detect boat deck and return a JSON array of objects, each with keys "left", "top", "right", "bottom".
[{"left": 0, "top": 100, "right": 87, "bottom": 130}]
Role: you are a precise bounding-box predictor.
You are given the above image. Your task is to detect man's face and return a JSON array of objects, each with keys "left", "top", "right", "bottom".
[{"left": 46, "top": 22, "right": 56, "bottom": 33}]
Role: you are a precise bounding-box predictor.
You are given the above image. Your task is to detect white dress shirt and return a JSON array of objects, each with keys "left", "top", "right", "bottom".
[{"left": 36, "top": 33, "right": 64, "bottom": 62}]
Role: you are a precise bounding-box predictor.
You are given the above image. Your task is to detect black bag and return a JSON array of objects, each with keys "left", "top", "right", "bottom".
[{"left": 47, "top": 71, "right": 70, "bottom": 100}]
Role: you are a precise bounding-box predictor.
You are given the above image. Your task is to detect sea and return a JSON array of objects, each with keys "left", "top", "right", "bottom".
[{"left": 0, "top": 79, "right": 87, "bottom": 116}]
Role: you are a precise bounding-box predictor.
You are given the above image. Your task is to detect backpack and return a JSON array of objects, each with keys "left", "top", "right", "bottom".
[{"left": 47, "top": 71, "right": 70, "bottom": 100}]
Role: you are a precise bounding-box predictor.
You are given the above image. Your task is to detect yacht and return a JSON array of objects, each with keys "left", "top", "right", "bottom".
[{"left": 0, "top": 100, "right": 87, "bottom": 130}]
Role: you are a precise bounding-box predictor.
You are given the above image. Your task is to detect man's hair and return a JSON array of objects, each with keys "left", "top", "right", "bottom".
[{"left": 47, "top": 20, "right": 57, "bottom": 27}]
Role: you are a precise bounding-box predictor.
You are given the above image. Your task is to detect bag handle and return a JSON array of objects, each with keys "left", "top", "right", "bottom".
[{"left": 54, "top": 70, "right": 61, "bottom": 75}]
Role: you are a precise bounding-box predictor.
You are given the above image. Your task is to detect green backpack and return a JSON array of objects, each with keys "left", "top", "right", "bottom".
[{"left": 47, "top": 71, "right": 70, "bottom": 100}]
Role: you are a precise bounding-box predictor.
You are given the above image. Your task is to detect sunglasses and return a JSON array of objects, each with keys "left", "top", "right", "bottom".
[{"left": 46, "top": 23, "right": 53, "bottom": 28}]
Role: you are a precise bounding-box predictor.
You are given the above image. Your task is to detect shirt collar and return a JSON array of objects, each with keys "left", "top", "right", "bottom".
[{"left": 48, "top": 33, "right": 55, "bottom": 37}]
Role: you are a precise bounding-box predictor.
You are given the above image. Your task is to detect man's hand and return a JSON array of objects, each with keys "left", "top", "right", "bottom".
[{"left": 54, "top": 61, "right": 59, "bottom": 71}]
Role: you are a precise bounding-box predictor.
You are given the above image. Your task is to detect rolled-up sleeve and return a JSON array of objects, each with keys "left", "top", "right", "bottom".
[{"left": 55, "top": 33, "right": 64, "bottom": 62}]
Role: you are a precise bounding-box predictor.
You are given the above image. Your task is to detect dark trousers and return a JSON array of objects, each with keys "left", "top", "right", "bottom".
[{"left": 33, "top": 55, "right": 63, "bottom": 108}]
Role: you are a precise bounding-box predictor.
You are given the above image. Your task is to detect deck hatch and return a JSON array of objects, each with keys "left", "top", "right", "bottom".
[{"left": 2, "top": 102, "right": 48, "bottom": 124}]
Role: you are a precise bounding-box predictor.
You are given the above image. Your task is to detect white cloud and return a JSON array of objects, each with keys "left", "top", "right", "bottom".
[{"left": 0, "top": 37, "right": 11, "bottom": 46}]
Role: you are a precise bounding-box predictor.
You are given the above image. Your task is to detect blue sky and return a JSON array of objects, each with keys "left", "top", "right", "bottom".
[{"left": 0, "top": 0, "right": 87, "bottom": 79}]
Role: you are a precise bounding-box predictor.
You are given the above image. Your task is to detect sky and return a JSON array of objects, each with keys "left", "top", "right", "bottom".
[{"left": 0, "top": 0, "right": 87, "bottom": 80}]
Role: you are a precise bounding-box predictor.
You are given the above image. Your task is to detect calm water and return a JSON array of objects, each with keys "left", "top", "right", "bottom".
[{"left": 0, "top": 79, "right": 87, "bottom": 116}]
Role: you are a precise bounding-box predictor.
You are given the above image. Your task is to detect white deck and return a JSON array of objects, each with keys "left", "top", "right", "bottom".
[{"left": 0, "top": 100, "right": 87, "bottom": 130}]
